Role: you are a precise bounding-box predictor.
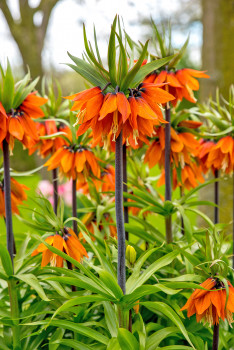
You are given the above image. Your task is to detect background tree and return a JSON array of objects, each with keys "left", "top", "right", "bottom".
[
  {"left": 201, "top": 0, "right": 234, "bottom": 100},
  {"left": 0, "top": 0, "right": 60, "bottom": 78}
]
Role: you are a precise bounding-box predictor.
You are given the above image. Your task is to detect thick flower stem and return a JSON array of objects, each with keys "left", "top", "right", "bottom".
[
  {"left": 214, "top": 170, "right": 219, "bottom": 224},
  {"left": 8, "top": 279, "right": 21, "bottom": 349},
  {"left": 123, "top": 144, "right": 132, "bottom": 330},
  {"left": 52, "top": 168, "right": 58, "bottom": 215},
  {"left": 233, "top": 172, "right": 234, "bottom": 269},
  {"left": 212, "top": 324, "right": 219, "bottom": 350},
  {"left": 69, "top": 178, "right": 77, "bottom": 292},
  {"left": 3, "top": 140, "right": 14, "bottom": 264},
  {"left": 72, "top": 178, "right": 78, "bottom": 235},
  {"left": 180, "top": 187, "right": 185, "bottom": 235},
  {"left": 164, "top": 104, "right": 172, "bottom": 243},
  {"left": 115, "top": 131, "right": 126, "bottom": 298},
  {"left": 123, "top": 144, "right": 129, "bottom": 240}
]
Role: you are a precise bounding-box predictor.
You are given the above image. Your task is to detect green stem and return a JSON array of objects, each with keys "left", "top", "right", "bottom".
[{"left": 8, "top": 279, "right": 21, "bottom": 349}]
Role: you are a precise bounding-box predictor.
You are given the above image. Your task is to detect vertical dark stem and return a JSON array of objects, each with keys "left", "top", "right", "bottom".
[
  {"left": 213, "top": 173, "right": 220, "bottom": 349},
  {"left": 212, "top": 324, "right": 219, "bottom": 350},
  {"left": 3, "top": 140, "right": 14, "bottom": 265},
  {"left": 52, "top": 168, "right": 58, "bottom": 215},
  {"left": 52, "top": 166, "right": 58, "bottom": 237},
  {"left": 72, "top": 178, "right": 78, "bottom": 235},
  {"left": 115, "top": 131, "right": 126, "bottom": 294},
  {"left": 214, "top": 170, "right": 219, "bottom": 224},
  {"left": 128, "top": 309, "right": 132, "bottom": 332},
  {"left": 123, "top": 143, "right": 132, "bottom": 330},
  {"left": 164, "top": 104, "right": 172, "bottom": 243},
  {"left": 232, "top": 172, "right": 234, "bottom": 269},
  {"left": 123, "top": 144, "right": 129, "bottom": 240},
  {"left": 180, "top": 186, "right": 185, "bottom": 235}
]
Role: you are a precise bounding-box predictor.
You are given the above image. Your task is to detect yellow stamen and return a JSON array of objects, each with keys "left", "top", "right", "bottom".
[
  {"left": 179, "top": 153, "right": 185, "bottom": 168},
  {"left": 133, "top": 129, "right": 139, "bottom": 145},
  {"left": 74, "top": 108, "right": 87, "bottom": 126},
  {"left": 112, "top": 110, "right": 119, "bottom": 136},
  {"left": 186, "top": 84, "right": 197, "bottom": 102},
  {"left": 50, "top": 254, "right": 57, "bottom": 267}
]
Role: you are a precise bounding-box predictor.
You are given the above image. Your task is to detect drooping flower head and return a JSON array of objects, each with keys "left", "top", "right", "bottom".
[
  {"left": 65, "top": 16, "right": 177, "bottom": 146},
  {"left": 31, "top": 227, "right": 88, "bottom": 267},
  {"left": 180, "top": 277, "right": 234, "bottom": 326},
  {"left": 0, "top": 63, "right": 47, "bottom": 150},
  {"left": 44, "top": 143, "right": 100, "bottom": 182},
  {"left": 28, "top": 120, "right": 72, "bottom": 158},
  {"left": 142, "top": 23, "right": 209, "bottom": 107},
  {"left": 144, "top": 121, "right": 204, "bottom": 190},
  {"left": 67, "top": 83, "right": 174, "bottom": 146},
  {"left": 206, "top": 136, "right": 234, "bottom": 175},
  {"left": 0, "top": 177, "right": 29, "bottom": 216},
  {"left": 145, "top": 69, "right": 209, "bottom": 107}
]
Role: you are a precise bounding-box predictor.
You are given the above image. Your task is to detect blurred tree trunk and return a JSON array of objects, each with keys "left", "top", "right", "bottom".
[
  {"left": 200, "top": 0, "right": 233, "bottom": 230},
  {"left": 0, "top": 0, "right": 60, "bottom": 78},
  {"left": 201, "top": 0, "right": 234, "bottom": 100}
]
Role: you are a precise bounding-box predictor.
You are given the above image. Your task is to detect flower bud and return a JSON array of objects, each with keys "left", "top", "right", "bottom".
[{"left": 126, "top": 245, "right": 136, "bottom": 265}]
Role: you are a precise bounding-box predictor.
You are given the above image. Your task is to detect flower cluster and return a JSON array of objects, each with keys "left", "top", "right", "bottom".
[{"left": 67, "top": 83, "right": 175, "bottom": 146}]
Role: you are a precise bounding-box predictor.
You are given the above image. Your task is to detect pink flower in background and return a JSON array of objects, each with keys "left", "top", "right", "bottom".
[
  {"left": 37, "top": 179, "right": 72, "bottom": 207},
  {"left": 37, "top": 180, "right": 53, "bottom": 197}
]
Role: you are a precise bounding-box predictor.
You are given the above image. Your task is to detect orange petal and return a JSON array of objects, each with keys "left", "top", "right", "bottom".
[
  {"left": 41, "top": 249, "right": 53, "bottom": 267},
  {"left": 195, "top": 292, "right": 211, "bottom": 315},
  {"left": 117, "top": 92, "right": 131, "bottom": 123},
  {"left": 61, "top": 150, "right": 74, "bottom": 173},
  {"left": 52, "top": 234, "right": 64, "bottom": 267},
  {"left": 99, "top": 93, "right": 117, "bottom": 120},
  {"left": 9, "top": 117, "right": 24, "bottom": 140},
  {"left": 75, "top": 150, "right": 86, "bottom": 172}
]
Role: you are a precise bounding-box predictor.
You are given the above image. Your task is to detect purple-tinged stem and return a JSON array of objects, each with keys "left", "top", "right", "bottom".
[
  {"left": 72, "top": 178, "right": 78, "bottom": 235},
  {"left": 232, "top": 172, "right": 234, "bottom": 269},
  {"left": 212, "top": 324, "right": 219, "bottom": 350},
  {"left": 115, "top": 131, "right": 126, "bottom": 294},
  {"left": 164, "top": 104, "right": 172, "bottom": 243},
  {"left": 180, "top": 186, "right": 185, "bottom": 235},
  {"left": 214, "top": 170, "right": 219, "bottom": 224},
  {"left": 3, "top": 139, "right": 14, "bottom": 265},
  {"left": 123, "top": 144, "right": 129, "bottom": 240},
  {"left": 52, "top": 168, "right": 58, "bottom": 215}
]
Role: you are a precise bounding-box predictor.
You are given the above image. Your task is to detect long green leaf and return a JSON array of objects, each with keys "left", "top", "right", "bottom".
[
  {"left": 117, "top": 328, "right": 139, "bottom": 350},
  {"left": 52, "top": 295, "right": 109, "bottom": 320},
  {"left": 0, "top": 244, "right": 13, "bottom": 276},
  {"left": 15, "top": 273, "right": 50, "bottom": 301},
  {"left": 2, "top": 60, "right": 14, "bottom": 112},
  {"left": 122, "top": 284, "right": 179, "bottom": 305},
  {"left": 130, "top": 55, "right": 174, "bottom": 88},
  {"left": 52, "top": 339, "right": 93, "bottom": 350},
  {"left": 146, "top": 327, "right": 178, "bottom": 350},
  {"left": 103, "top": 301, "right": 118, "bottom": 337},
  {"left": 126, "top": 250, "right": 178, "bottom": 293},
  {"left": 24, "top": 319, "right": 109, "bottom": 345},
  {"left": 120, "top": 40, "right": 149, "bottom": 91},
  {"left": 108, "top": 15, "right": 118, "bottom": 86},
  {"left": 142, "top": 302, "right": 195, "bottom": 349}
]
